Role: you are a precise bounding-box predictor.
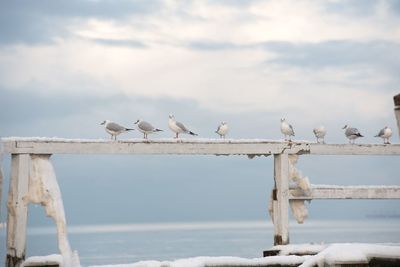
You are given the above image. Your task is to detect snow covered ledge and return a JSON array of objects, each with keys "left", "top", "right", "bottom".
[{"left": 6, "top": 154, "right": 80, "bottom": 267}]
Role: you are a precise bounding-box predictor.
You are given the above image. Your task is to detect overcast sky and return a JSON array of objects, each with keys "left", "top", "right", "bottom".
[{"left": 0, "top": 0, "right": 399, "bottom": 232}]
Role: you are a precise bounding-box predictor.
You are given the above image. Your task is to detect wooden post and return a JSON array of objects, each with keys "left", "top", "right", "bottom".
[
  {"left": 394, "top": 94, "right": 400, "bottom": 137},
  {"left": 273, "top": 153, "right": 290, "bottom": 245},
  {"left": 0, "top": 141, "right": 4, "bottom": 229},
  {"left": 6, "top": 154, "right": 31, "bottom": 267}
]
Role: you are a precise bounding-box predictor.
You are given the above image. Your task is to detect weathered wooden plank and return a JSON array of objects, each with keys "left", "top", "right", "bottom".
[
  {"left": 6, "top": 154, "right": 30, "bottom": 267},
  {"left": 395, "top": 93, "right": 400, "bottom": 137},
  {"left": 289, "top": 186, "right": 400, "bottom": 200},
  {"left": 274, "top": 154, "right": 289, "bottom": 245},
  {"left": 2, "top": 138, "right": 400, "bottom": 155}
]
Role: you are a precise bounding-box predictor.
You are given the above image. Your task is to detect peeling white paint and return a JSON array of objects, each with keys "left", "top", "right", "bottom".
[
  {"left": 288, "top": 155, "right": 310, "bottom": 224},
  {"left": 26, "top": 155, "right": 80, "bottom": 267}
]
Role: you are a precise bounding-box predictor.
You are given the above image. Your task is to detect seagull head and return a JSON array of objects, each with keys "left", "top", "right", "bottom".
[
  {"left": 221, "top": 121, "right": 226, "bottom": 125},
  {"left": 169, "top": 114, "right": 175, "bottom": 119},
  {"left": 342, "top": 125, "right": 348, "bottom": 129},
  {"left": 281, "top": 118, "right": 286, "bottom": 122}
]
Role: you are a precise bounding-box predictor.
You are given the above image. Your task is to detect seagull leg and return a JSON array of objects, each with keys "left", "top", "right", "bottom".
[{"left": 175, "top": 133, "right": 179, "bottom": 139}]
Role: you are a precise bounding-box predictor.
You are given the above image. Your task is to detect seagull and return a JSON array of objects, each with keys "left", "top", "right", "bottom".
[
  {"left": 375, "top": 126, "right": 392, "bottom": 144},
  {"left": 100, "top": 120, "right": 134, "bottom": 140},
  {"left": 168, "top": 114, "right": 197, "bottom": 138},
  {"left": 215, "top": 121, "right": 229, "bottom": 139},
  {"left": 280, "top": 118, "right": 295, "bottom": 141},
  {"left": 313, "top": 126, "right": 326, "bottom": 144},
  {"left": 134, "top": 119, "right": 163, "bottom": 139},
  {"left": 342, "top": 125, "right": 363, "bottom": 144}
]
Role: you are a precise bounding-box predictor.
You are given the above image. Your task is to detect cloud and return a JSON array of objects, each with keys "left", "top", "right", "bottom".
[
  {"left": 89, "top": 38, "right": 148, "bottom": 48},
  {"left": 0, "top": 0, "right": 399, "bottom": 128},
  {"left": 0, "top": 0, "right": 163, "bottom": 45},
  {"left": 263, "top": 41, "right": 400, "bottom": 70}
]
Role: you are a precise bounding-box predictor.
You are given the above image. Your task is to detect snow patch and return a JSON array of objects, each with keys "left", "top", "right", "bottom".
[
  {"left": 2, "top": 136, "right": 314, "bottom": 144},
  {"left": 15, "top": 243, "right": 400, "bottom": 267},
  {"left": 90, "top": 255, "right": 307, "bottom": 267},
  {"left": 300, "top": 243, "right": 400, "bottom": 267},
  {"left": 312, "top": 184, "right": 400, "bottom": 189},
  {"left": 271, "top": 243, "right": 326, "bottom": 255},
  {"left": 23, "top": 254, "right": 63, "bottom": 267}
]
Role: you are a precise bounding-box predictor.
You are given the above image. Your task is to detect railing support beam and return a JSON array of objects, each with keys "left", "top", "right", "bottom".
[
  {"left": 273, "top": 154, "right": 289, "bottom": 245},
  {"left": 6, "top": 154, "right": 30, "bottom": 267}
]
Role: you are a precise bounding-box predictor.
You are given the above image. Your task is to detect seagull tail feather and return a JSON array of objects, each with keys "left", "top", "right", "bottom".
[
  {"left": 154, "top": 128, "right": 163, "bottom": 132},
  {"left": 189, "top": 131, "right": 198, "bottom": 136}
]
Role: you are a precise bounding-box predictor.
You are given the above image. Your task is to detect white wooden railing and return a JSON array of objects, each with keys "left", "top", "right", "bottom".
[{"left": 1, "top": 137, "right": 400, "bottom": 267}]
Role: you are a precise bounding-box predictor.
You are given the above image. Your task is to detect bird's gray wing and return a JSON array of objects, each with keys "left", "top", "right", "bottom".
[
  {"left": 216, "top": 124, "right": 221, "bottom": 132},
  {"left": 346, "top": 127, "right": 360, "bottom": 136},
  {"left": 176, "top": 121, "right": 189, "bottom": 132},
  {"left": 313, "top": 128, "right": 317, "bottom": 134},
  {"left": 139, "top": 121, "right": 154, "bottom": 132},
  {"left": 107, "top": 122, "right": 125, "bottom": 131},
  {"left": 289, "top": 124, "right": 295, "bottom": 135},
  {"left": 377, "top": 128, "right": 385, "bottom": 137}
]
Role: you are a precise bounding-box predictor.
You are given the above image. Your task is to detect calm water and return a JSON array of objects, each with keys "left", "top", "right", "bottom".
[{"left": 1, "top": 219, "right": 400, "bottom": 266}]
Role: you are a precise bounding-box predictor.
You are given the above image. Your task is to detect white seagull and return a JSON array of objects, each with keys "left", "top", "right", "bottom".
[
  {"left": 215, "top": 121, "right": 229, "bottom": 139},
  {"left": 313, "top": 126, "right": 327, "bottom": 144},
  {"left": 134, "top": 119, "right": 163, "bottom": 139},
  {"left": 100, "top": 120, "right": 134, "bottom": 140},
  {"left": 343, "top": 125, "right": 363, "bottom": 144},
  {"left": 375, "top": 126, "right": 392, "bottom": 144},
  {"left": 280, "top": 118, "right": 295, "bottom": 141},
  {"left": 168, "top": 114, "right": 198, "bottom": 138}
]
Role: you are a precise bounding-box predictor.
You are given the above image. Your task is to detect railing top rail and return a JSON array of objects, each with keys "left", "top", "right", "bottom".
[{"left": 2, "top": 137, "right": 400, "bottom": 155}]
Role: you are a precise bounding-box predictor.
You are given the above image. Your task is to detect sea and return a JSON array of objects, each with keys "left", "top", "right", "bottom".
[{"left": 1, "top": 219, "right": 400, "bottom": 266}]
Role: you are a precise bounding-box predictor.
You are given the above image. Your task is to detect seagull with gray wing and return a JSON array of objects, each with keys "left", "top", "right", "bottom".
[
  {"left": 100, "top": 120, "right": 134, "bottom": 140},
  {"left": 343, "top": 125, "right": 363, "bottom": 144},
  {"left": 134, "top": 119, "right": 163, "bottom": 139},
  {"left": 215, "top": 121, "right": 229, "bottom": 139},
  {"left": 375, "top": 126, "right": 392, "bottom": 144},
  {"left": 280, "top": 118, "right": 295, "bottom": 141},
  {"left": 168, "top": 114, "right": 197, "bottom": 138}
]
